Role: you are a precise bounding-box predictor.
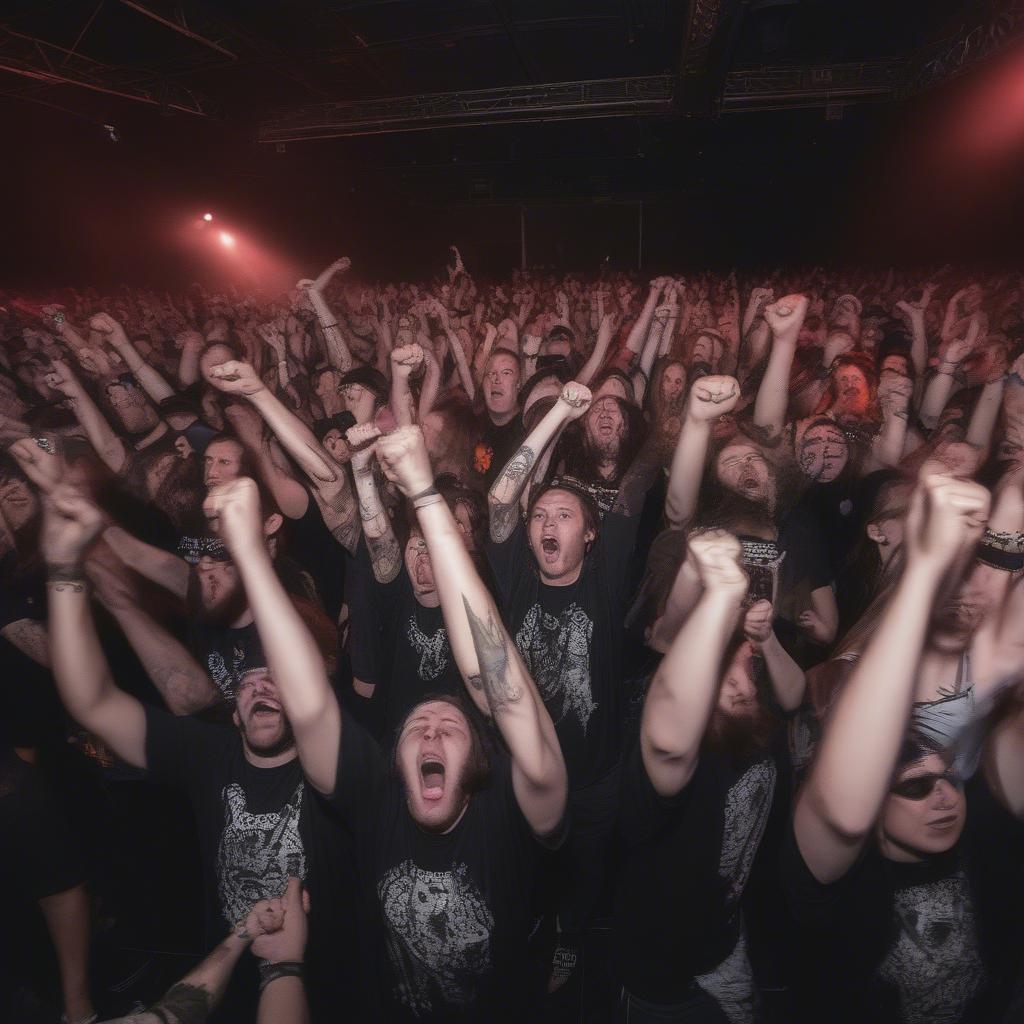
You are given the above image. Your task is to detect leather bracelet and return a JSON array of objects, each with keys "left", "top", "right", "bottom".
[
  {"left": 410, "top": 484, "right": 438, "bottom": 504},
  {"left": 258, "top": 960, "right": 304, "bottom": 992}
]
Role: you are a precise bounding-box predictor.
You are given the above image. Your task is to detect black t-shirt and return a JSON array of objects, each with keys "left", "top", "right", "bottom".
[
  {"left": 471, "top": 415, "right": 525, "bottom": 490},
  {"left": 613, "top": 734, "right": 780, "bottom": 1003},
  {"left": 781, "top": 776, "right": 1024, "bottom": 1024},
  {"left": 487, "top": 511, "right": 640, "bottom": 788},
  {"left": 329, "top": 704, "right": 559, "bottom": 1022},
  {"left": 348, "top": 540, "right": 462, "bottom": 740},
  {"left": 285, "top": 487, "right": 347, "bottom": 621},
  {"left": 188, "top": 618, "right": 260, "bottom": 705},
  {"left": 144, "top": 707, "right": 365, "bottom": 1017}
]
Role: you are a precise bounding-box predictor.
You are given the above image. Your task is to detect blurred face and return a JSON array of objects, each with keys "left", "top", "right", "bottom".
[
  {"left": 585, "top": 395, "right": 626, "bottom": 456},
  {"left": 692, "top": 333, "right": 721, "bottom": 370},
  {"left": 798, "top": 423, "right": 849, "bottom": 483},
  {"left": 107, "top": 380, "right": 158, "bottom": 433},
  {"left": 484, "top": 353, "right": 520, "bottom": 423},
  {"left": 204, "top": 439, "right": 244, "bottom": 488},
  {"left": 522, "top": 375, "right": 561, "bottom": 421},
  {"left": 340, "top": 383, "right": 377, "bottom": 424},
  {"left": 232, "top": 671, "right": 295, "bottom": 759},
  {"left": 929, "top": 563, "right": 990, "bottom": 654},
  {"left": 397, "top": 701, "right": 473, "bottom": 833},
  {"left": 716, "top": 444, "right": 773, "bottom": 505},
  {"left": 528, "top": 489, "right": 595, "bottom": 585},
  {"left": 405, "top": 530, "right": 439, "bottom": 607},
  {"left": 0, "top": 477, "right": 39, "bottom": 532},
  {"left": 716, "top": 642, "right": 759, "bottom": 720},
  {"left": 595, "top": 376, "right": 630, "bottom": 403},
  {"left": 832, "top": 365, "right": 870, "bottom": 417},
  {"left": 314, "top": 369, "right": 340, "bottom": 400},
  {"left": 660, "top": 363, "right": 686, "bottom": 405},
  {"left": 879, "top": 754, "right": 965, "bottom": 861},
  {"left": 195, "top": 554, "right": 248, "bottom": 625},
  {"left": 543, "top": 335, "right": 571, "bottom": 359}
]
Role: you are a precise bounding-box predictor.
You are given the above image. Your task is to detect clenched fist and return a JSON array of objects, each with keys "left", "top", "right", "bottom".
[
  {"left": 374, "top": 426, "right": 434, "bottom": 499},
  {"left": 686, "top": 375, "right": 740, "bottom": 423},
  {"left": 203, "top": 477, "right": 265, "bottom": 555},
  {"left": 556, "top": 381, "right": 593, "bottom": 421}
]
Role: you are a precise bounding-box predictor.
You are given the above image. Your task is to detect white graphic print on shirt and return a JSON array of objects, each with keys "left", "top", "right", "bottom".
[
  {"left": 216, "top": 781, "right": 307, "bottom": 927},
  {"left": 514, "top": 602, "right": 596, "bottom": 732},
  {"left": 206, "top": 644, "right": 246, "bottom": 702},
  {"left": 406, "top": 616, "right": 449, "bottom": 682},
  {"left": 876, "top": 871, "right": 985, "bottom": 1024},
  {"left": 378, "top": 859, "right": 495, "bottom": 1017},
  {"left": 719, "top": 759, "right": 776, "bottom": 907}
]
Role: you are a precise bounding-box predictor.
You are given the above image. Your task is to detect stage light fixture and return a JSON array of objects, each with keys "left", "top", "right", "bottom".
[
  {"left": 219, "top": 231, "right": 235, "bottom": 248},
  {"left": 203, "top": 212, "right": 213, "bottom": 222}
]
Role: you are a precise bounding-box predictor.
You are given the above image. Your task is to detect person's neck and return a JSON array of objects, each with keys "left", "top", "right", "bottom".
[
  {"left": 134, "top": 420, "right": 169, "bottom": 451},
  {"left": 597, "top": 457, "right": 617, "bottom": 480},
  {"left": 488, "top": 406, "right": 518, "bottom": 427},
  {"left": 916, "top": 647, "right": 961, "bottom": 701},
  {"left": 242, "top": 742, "right": 297, "bottom": 769},
  {"left": 877, "top": 827, "right": 927, "bottom": 865},
  {"left": 231, "top": 606, "right": 255, "bottom": 630}
]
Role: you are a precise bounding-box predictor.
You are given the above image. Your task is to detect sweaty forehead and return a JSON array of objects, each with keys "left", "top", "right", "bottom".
[
  {"left": 488, "top": 353, "right": 518, "bottom": 373},
  {"left": 534, "top": 488, "right": 583, "bottom": 514}
]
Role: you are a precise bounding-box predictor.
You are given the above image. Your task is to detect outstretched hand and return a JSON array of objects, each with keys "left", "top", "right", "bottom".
[
  {"left": 904, "top": 474, "right": 989, "bottom": 578},
  {"left": 687, "top": 375, "right": 740, "bottom": 422},
  {"left": 9, "top": 436, "right": 63, "bottom": 494}
]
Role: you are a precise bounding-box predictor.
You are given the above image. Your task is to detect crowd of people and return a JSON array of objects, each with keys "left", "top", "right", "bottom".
[{"left": 2, "top": 248, "right": 1023, "bottom": 1024}]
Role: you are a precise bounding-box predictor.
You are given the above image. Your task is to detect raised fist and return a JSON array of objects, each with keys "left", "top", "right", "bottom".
[
  {"left": 333, "top": 257, "right": 352, "bottom": 274},
  {"left": 203, "top": 477, "right": 264, "bottom": 555},
  {"left": 686, "top": 528, "right": 746, "bottom": 596},
  {"left": 40, "top": 485, "right": 106, "bottom": 567},
  {"left": 374, "top": 426, "right": 434, "bottom": 499},
  {"left": 346, "top": 422, "right": 382, "bottom": 472},
  {"left": 904, "top": 474, "right": 989, "bottom": 577},
  {"left": 9, "top": 436, "right": 62, "bottom": 494},
  {"left": 207, "top": 360, "right": 265, "bottom": 397},
  {"left": 391, "top": 344, "right": 424, "bottom": 379},
  {"left": 89, "top": 312, "right": 125, "bottom": 342},
  {"left": 743, "top": 599, "right": 773, "bottom": 645},
  {"left": 44, "top": 359, "right": 82, "bottom": 398},
  {"left": 250, "top": 877, "right": 309, "bottom": 964},
  {"left": 764, "top": 294, "right": 808, "bottom": 339},
  {"left": 686, "top": 375, "right": 740, "bottom": 422},
  {"left": 556, "top": 381, "right": 593, "bottom": 421}
]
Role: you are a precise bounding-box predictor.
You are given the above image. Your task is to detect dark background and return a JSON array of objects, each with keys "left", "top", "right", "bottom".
[{"left": 3, "top": 0, "right": 1024, "bottom": 290}]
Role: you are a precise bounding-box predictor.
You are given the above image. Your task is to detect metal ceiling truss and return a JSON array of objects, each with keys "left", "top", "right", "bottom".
[
  {"left": 722, "top": 60, "right": 904, "bottom": 113},
  {"left": 258, "top": 76, "right": 677, "bottom": 142}
]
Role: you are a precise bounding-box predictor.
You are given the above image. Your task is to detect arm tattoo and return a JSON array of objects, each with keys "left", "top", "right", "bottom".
[
  {"left": 368, "top": 533, "right": 403, "bottom": 585},
  {"left": 489, "top": 501, "right": 519, "bottom": 544},
  {"left": 462, "top": 595, "right": 521, "bottom": 713},
  {"left": 492, "top": 445, "right": 535, "bottom": 504},
  {"left": 46, "top": 564, "right": 86, "bottom": 593},
  {"left": 148, "top": 982, "right": 211, "bottom": 1024}
]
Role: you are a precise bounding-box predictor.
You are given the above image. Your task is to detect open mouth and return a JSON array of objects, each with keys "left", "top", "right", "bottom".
[
  {"left": 420, "top": 759, "right": 446, "bottom": 801},
  {"left": 540, "top": 537, "right": 560, "bottom": 560},
  {"left": 739, "top": 475, "right": 760, "bottom": 492},
  {"left": 252, "top": 700, "right": 281, "bottom": 718}
]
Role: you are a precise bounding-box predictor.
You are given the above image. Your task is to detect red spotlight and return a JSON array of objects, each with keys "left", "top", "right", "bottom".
[
  {"left": 219, "top": 231, "right": 235, "bottom": 248},
  {"left": 203, "top": 212, "right": 214, "bottom": 222}
]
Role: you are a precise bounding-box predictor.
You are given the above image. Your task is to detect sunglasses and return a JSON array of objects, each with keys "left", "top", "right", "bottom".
[{"left": 890, "top": 770, "right": 962, "bottom": 801}]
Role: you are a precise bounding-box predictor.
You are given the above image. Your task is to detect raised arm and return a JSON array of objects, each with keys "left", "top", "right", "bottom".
[
  {"left": 90, "top": 312, "right": 176, "bottom": 404},
  {"left": 87, "top": 553, "right": 218, "bottom": 715},
  {"left": 297, "top": 270, "right": 353, "bottom": 373},
  {"left": 919, "top": 317, "right": 981, "bottom": 431},
  {"left": 664, "top": 375, "right": 740, "bottom": 529},
  {"left": 742, "top": 599, "right": 805, "bottom": 712},
  {"left": 753, "top": 295, "right": 808, "bottom": 442},
  {"left": 487, "top": 382, "right": 592, "bottom": 543},
  {"left": 389, "top": 344, "right": 423, "bottom": 427},
  {"left": 203, "top": 477, "right": 340, "bottom": 794},
  {"left": 641, "top": 529, "right": 747, "bottom": 796},
  {"left": 794, "top": 475, "right": 990, "bottom": 884},
  {"left": 376, "top": 427, "right": 567, "bottom": 836},
  {"left": 346, "top": 423, "right": 402, "bottom": 584},
  {"left": 42, "top": 486, "right": 147, "bottom": 768},
  {"left": 576, "top": 310, "right": 616, "bottom": 386},
  {"left": 44, "top": 360, "right": 127, "bottom": 474},
  {"left": 102, "top": 523, "right": 190, "bottom": 599}
]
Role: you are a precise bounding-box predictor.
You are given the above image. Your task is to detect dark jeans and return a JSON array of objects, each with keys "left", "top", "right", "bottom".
[
  {"left": 557, "top": 760, "right": 622, "bottom": 934},
  {"left": 615, "top": 986, "right": 731, "bottom": 1024}
]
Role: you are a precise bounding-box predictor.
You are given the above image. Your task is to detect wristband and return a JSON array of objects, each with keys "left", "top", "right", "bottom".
[
  {"left": 258, "top": 961, "right": 304, "bottom": 992},
  {"left": 976, "top": 545, "right": 1024, "bottom": 572},
  {"left": 411, "top": 485, "right": 441, "bottom": 510}
]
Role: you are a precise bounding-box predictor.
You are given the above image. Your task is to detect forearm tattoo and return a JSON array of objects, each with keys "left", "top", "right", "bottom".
[
  {"left": 490, "top": 444, "right": 534, "bottom": 542},
  {"left": 148, "top": 982, "right": 211, "bottom": 1024},
  {"left": 368, "top": 532, "right": 403, "bottom": 585},
  {"left": 462, "top": 595, "right": 521, "bottom": 713},
  {"left": 46, "top": 564, "right": 86, "bottom": 593}
]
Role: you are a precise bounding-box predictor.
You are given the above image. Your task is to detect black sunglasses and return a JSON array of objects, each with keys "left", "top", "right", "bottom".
[{"left": 890, "top": 771, "right": 962, "bottom": 801}]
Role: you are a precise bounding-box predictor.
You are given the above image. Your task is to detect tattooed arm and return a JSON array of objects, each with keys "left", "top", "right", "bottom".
[
  {"left": 377, "top": 427, "right": 567, "bottom": 836},
  {"left": 0, "top": 618, "right": 50, "bottom": 667},
  {"left": 347, "top": 424, "right": 402, "bottom": 584},
  {"left": 207, "top": 359, "right": 361, "bottom": 554},
  {"left": 487, "top": 381, "right": 592, "bottom": 543}
]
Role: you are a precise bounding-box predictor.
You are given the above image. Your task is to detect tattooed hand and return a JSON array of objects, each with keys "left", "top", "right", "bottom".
[{"left": 556, "top": 381, "right": 592, "bottom": 421}]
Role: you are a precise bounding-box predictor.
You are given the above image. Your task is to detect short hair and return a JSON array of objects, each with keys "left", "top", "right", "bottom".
[{"left": 527, "top": 478, "right": 601, "bottom": 540}]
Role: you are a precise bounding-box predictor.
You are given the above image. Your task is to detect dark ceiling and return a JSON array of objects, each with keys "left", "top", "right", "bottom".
[{"left": 2, "top": 1, "right": 1022, "bottom": 285}]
